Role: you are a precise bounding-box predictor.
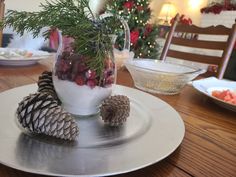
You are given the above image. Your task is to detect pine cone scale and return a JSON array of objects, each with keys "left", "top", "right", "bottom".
[
  {"left": 100, "top": 95, "right": 130, "bottom": 126},
  {"left": 16, "top": 92, "right": 79, "bottom": 141},
  {"left": 37, "top": 71, "right": 60, "bottom": 103}
]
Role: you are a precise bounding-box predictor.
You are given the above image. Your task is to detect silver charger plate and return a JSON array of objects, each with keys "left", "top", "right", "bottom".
[{"left": 0, "top": 84, "right": 185, "bottom": 176}]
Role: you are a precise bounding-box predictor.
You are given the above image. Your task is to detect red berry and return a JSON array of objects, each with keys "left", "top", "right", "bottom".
[
  {"left": 61, "top": 51, "right": 71, "bottom": 59},
  {"left": 104, "top": 69, "right": 113, "bottom": 77},
  {"left": 58, "top": 60, "right": 71, "bottom": 72},
  {"left": 78, "top": 64, "right": 87, "bottom": 72},
  {"left": 87, "top": 79, "right": 97, "bottom": 88},
  {"left": 80, "top": 55, "right": 87, "bottom": 63},
  {"left": 75, "top": 75, "right": 85, "bottom": 86},
  {"left": 105, "top": 76, "right": 115, "bottom": 86},
  {"left": 86, "top": 70, "right": 97, "bottom": 79}
]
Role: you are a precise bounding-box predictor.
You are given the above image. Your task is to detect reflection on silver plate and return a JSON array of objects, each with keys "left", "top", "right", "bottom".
[{"left": 0, "top": 84, "right": 185, "bottom": 177}]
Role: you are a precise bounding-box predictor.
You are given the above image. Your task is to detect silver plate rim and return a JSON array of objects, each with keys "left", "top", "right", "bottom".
[{"left": 0, "top": 84, "right": 185, "bottom": 177}]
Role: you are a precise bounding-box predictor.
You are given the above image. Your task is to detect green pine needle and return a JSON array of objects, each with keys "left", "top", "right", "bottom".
[{"left": 2, "top": 0, "right": 113, "bottom": 79}]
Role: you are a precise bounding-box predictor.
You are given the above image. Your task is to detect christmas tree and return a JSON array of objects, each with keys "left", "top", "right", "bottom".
[{"left": 105, "top": 0, "right": 160, "bottom": 58}]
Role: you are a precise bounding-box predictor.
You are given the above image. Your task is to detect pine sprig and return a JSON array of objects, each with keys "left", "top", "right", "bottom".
[
  {"left": 3, "top": 0, "right": 113, "bottom": 80},
  {"left": 4, "top": 0, "right": 92, "bottom": 37}
]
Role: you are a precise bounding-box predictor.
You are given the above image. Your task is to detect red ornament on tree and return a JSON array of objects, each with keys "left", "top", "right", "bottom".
[
  {"left": 137, "top": 6, "right": 144, "bottom": 11},
  {"left": 144, "top": 24, "right": 153, "bottom": 37},
  {"left": 123, "top": 1, "right": 134, "bottom": 10},
  {"left": 130, "top": 29, "right": 139, "bottom": 45},
  {"left": 106, "top": 0, "right": 160, "bottom": 58}
]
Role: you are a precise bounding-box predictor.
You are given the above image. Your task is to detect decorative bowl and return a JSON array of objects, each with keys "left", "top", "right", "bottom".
[{"left": 125, "top": 59, "right": 204, "bottom": 95}]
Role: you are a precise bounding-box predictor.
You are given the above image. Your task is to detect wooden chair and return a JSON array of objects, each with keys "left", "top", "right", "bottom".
[
  {"left": 160, "top": 13, "right": 236, "bottom": 79},
  {"left": 0, "top": 0, "right": 5, "bottom": 47}
]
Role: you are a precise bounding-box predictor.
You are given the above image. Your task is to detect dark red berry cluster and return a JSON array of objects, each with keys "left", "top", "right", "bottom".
[
  {"left": 201, "top": 3, "right": 236, "bottom": 14},
  {"left": 55, "top": 51, "right": 115, "bottom": 88}
]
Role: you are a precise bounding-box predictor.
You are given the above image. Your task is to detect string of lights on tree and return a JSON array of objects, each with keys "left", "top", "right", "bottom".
[{"left": 106, "top": 0, "right": 160, "bottom": 58}]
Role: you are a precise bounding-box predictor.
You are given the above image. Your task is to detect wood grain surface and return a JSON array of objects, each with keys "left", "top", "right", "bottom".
[{"left": 0, "top": 58, "right": 235, "bottom": 177}]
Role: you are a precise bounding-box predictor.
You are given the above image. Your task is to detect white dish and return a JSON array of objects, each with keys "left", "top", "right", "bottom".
[
  {"left": 0, "top": 84, "right": 185, "bottom": 177},
  {"left": 192, "top": 77, "right": 236, "bottom": 112},
  {"left": 0, "top": 48, "right": 52, "bottom": 66},
  {"left": 206, "top": 87, "right": 234, "bottom": 95}
]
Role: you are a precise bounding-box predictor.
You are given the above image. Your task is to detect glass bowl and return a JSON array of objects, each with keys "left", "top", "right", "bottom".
[{"left": 125, "top": 59, "right": 204, "bottom": 95}]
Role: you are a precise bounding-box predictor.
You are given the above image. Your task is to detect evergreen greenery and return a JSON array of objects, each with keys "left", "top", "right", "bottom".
[
  {"left": 106, "top": 0, "right": 160, "bottom": 58},
  {"left": 2, "top": 0, "right": 113, "bottom": 79}
]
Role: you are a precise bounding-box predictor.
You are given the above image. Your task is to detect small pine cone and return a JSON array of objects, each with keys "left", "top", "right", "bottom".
[
  {"left": 100, "top": 95, "right": 130, "bottom": 126},
  {"left": 16, "top": 92, "right": 79, "bottom": 141},
  {"left": 37, "top": 71, "right": 60, "bottom": 103}
]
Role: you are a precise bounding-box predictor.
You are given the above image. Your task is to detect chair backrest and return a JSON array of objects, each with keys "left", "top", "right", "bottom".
[{"left": 160, "top": 13, "right": 236, "bottom": 79}]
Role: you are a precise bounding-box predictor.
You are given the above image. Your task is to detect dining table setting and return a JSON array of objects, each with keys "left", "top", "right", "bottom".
[
  {"left": 0, "top": 56, "right": 235, "bottom": 177},
  {"left": 0, "top": 0, "right": 236, "bottom": 176}
]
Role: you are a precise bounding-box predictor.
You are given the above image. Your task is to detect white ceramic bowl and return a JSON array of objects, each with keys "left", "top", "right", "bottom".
[{"left": 125, "top": 59, "right": 204, "bottom": 95}]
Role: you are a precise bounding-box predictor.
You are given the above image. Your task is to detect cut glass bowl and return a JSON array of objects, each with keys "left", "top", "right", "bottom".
[{"left": 125, "top": 59, "right": 204, "bottom": 95}]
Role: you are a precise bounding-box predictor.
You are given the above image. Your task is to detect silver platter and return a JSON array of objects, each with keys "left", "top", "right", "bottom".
[{"left": 0, "top": 84, "right": 185, "bottom": 176}]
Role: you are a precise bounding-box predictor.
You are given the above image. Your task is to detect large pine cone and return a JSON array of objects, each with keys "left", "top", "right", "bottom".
[
  {"left": 100, "top": 95, "right": 130, "bottom": 126},
  {"left": 16, "top": 92, "right": 79, "bottom": 141},
  {"left": 37, "top": 71, "right": 60, "bottom": 103}
]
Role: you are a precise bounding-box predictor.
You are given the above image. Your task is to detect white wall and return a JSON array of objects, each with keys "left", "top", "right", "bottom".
[
  {"left": 5, "top": 0, "right": 46, "bottom": 12},
  {"left": 5, "top": 0, "right": 103, "bottom": 13}
]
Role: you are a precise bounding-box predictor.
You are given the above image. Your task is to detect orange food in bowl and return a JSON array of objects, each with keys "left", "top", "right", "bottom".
[{"left": 212, "top": 90, "right": 236, "bottom": 105}]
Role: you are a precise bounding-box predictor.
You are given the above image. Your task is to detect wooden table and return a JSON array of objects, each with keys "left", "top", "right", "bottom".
[{"left": 0, "top": 59, "right": 235, "bottom": 177}]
